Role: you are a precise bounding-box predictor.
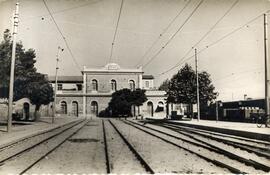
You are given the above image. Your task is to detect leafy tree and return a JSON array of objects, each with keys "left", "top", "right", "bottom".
[
  {"left": 130, "top": 88, "right": 147, "bottom": 119},
  {"left": 28, "top": 78, "right": 54, "bottom": 120},
  {"left": 167, "top": 63, "right": 217, "bottom": 118},
  {"left": 109, "top": 89, "right": 133, "bottom": 117},
  {"left": 0, "top": 29, "right": 53, "bottom": 120},
  {"left": 158, "top": 79, "right": 170, "bottom": 91},
  {"left": 108, "top": 88, "right": 147, "bottom": 118}
]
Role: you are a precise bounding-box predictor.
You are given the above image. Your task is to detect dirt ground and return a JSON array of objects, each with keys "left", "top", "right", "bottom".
[{"left": 1, "top": 117, "right": 266, "bottom": 174}]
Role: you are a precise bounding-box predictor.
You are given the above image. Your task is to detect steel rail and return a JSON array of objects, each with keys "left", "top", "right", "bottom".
[
  {"left": 159, "top": 123, "right": 270, "bottom": 159},
  {"left": 19, "top": 120, "right": 88, "bottom": 174},
  {"left": 125, "top": 120, "right": 270, "bottom": 172},
  {"left": 102, "top": 120, "right": 110, "bottom": 173},
  {"left": 108, "top": 120, "right": 154, "bottom": 174},
  {"left": 163, "top": 120, "right": 270, "bottom": 145},
  {"left": 121, "top": 119, "right": 254, "bottom": 174},
  {"left": 0, "top": 119, "right": 82, "bottom": 151},
  {"left": 0, "top": 119, "right": 86, "bottom": 165}
]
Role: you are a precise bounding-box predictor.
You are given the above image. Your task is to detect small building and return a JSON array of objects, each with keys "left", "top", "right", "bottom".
[
  {"left": 201, "top": 98, "right": 266, "bottom": 122},
  {"left": 0, "top": 98, "right": 37, "bottom": 121},
  {"left": 48, "top": 63, "right": 167, "bottom": 118}
]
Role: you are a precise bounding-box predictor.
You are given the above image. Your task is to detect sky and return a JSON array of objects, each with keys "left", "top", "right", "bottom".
[{"left": 0, "top": 0, "right": 269, "bottom": 101}]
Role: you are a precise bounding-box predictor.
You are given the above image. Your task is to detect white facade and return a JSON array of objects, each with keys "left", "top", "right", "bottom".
[{"left": 49, "top": 63, "right": 167, "bottom": 119}]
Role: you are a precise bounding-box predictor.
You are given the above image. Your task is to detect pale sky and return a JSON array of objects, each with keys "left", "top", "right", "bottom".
[{"left": 0, "top": 0, "right": 269, "bottom": 101}]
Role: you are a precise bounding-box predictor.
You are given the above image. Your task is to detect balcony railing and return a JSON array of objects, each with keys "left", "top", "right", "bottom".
[{"left": 57, "top": 90, "right": 83, "bottom": 94}]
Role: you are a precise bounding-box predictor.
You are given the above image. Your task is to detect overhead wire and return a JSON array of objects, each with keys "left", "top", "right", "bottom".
[
  {"left": 142, "top": 0, "right": 204, "bottom": 69},
  {"left": 162, "top": 0, "right": 239, "bottom": 72},
  {"left": 109, "top": 0, "right": 124, "bottom": 63},
  {"left": 135, "top": 0, "right": 192, "bottom": 68},
  {"left": 21, "top": 1, "right": 100, "bottom": 23},
  {"left": 214, "top": 67, "right": 263, "bottom": 83},
  {"left": 158, "top": 10, "right": 268, "bottom": 77},
  {"left": 42, "top": 0, "right": 81, "bottom": 72}
]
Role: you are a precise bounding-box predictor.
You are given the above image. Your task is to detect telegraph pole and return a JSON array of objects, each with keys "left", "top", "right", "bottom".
[
  {"left": 216, "top": 101, "right": 219, "bottom": 122},
  {"left": 52, "top": 46, "right": 63, "bottom": 124},
  {"left": 7, "top": 1, "right": 19, "bottom": 132},
  {"left": 195, "top": 48, "right": 200, "bottom": 121},
  {"left": 264, "top": 13, "right": 270, "bottom": 126}
]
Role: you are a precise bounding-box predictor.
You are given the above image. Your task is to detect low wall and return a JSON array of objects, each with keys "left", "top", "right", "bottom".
[{"left": 0, "top": 104, "right": 8, "bottom": 120}]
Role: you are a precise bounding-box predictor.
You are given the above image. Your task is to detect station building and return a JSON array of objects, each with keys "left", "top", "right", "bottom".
[{"left": 48, "top": 63, "right": 167, "bottom": 118}]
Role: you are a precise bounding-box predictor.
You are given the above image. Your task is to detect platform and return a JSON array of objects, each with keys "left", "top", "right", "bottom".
[{"left": 0, "top": 116, "right": 82, "bottom": 148}]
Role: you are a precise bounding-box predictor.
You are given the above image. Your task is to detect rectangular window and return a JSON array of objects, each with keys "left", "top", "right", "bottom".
[
  {"left": 57, "top": 84, "right": 63, "bottom": 90},
  {"left": 145, "top": 81, "right": 149, "bottom": 88},
  {"left": 77, "top": 84, "right": 82, "bottom": 91}
]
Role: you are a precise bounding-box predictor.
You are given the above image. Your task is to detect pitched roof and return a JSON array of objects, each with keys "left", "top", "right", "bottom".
[
  {"left": 142, "top": 75, "right": 154, "bottom": 79},
  {"left": 48, "top": 76, "right": 83, "bottom": 83}
]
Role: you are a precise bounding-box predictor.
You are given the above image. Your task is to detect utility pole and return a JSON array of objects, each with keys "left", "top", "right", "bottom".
[
  {"left": 195, "top": 48, "right": 200, "bottom": 121},
  {"left": 264, "top": 13, "right": 270, "bottom": 126},
  {"left": 52, "top": 46, "right": 63, "bottom": 124},
  {"left": 216, "top": 101, "right": 219, "bottom": 122},
  {"left": 7, "top": 1, "right": 19, "bottom": 132}
]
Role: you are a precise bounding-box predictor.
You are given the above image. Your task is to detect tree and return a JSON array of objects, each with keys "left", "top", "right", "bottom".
[
  {"left": 28, "top": 79, "right": 54, "bottom": 120},
  {"left": 108, "top": 88, "right": 147, "bottom": 118},
  {"left": 130, "top": 88, "right": 147, "bottom": 119},
  {"left": 0, "top": 29, "right": 53, "bottom": 120},
  {"left": 158, "top": 79, "right": 170, "bottom": 91},
  {"left": 109, "top": 89, "right": 133, "bottom": 117},
  {"left": 167, "top": 63, "right": 217, "bottom": 118}
]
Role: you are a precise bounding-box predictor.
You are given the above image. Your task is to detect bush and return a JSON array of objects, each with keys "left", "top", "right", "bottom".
[{"left": 98, "top": 108, "right": 111, "bottom": 118}]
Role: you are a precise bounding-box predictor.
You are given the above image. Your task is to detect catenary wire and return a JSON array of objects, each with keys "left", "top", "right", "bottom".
[
  {"left": 162, "top": 0, "right": 239, "bottom": 71},
  {"left": 142, "top": 0, "right": 204, "bottom": 69},
  {"left": 109, "top": 0, "right": 124, "bottom": 63},
  {"left": 157, "top": 11, "right": 268, "bottom": 77},
  {"left": 213, "top": 68, "right": 262, "bottom": 85},
  {"left": 135, "top": 0, "right": 192, "bottom": 68},
  {"left": 42, "top": 0, "right": 81, "bottom": 72},
  {"left": 21, "top": 1, "right": 100, "bottom": 22}
]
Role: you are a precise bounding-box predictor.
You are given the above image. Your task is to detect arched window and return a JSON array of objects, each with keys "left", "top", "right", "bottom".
[
  {"left": 60, "top": 101, "right": 67, "bottom": 114},
  {"left": 72, "top": 101, "right": 79, "bottom": 117},
  {"left": 147, "top": 101, "right": 154, "bottom": 117},
  {"left": 90, "top": 101, "right": 98, "bottom": 116},
  {"left": 129, "top": 80, "right": 135, "bottom": 91},
  {"left": 111, "top": 79, "right": 117, "bottom": 91},
  {"left": 92, "top": 79, "right": 98, "bottom": 91},
  {"left": 156, "top": 101, "right": 164, "bottom": 112}
]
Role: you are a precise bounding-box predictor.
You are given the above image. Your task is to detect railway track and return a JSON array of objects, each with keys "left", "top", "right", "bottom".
[
  {"left": 0, "top": 119, "right": 82, "bottom": 151},
  {"left": 163, "top": 121, "right": 270, "bottom": 146},
  {"left": 0, "top": 119, "right": 88, "bottom": 174},
  {"left": 156, "top": 122, "right": 270, "bottom": 159},
  {"left": 122, "top": 119, "right": 270, "bottom": 173},
  {"left": 104, "top": 119, "right": 154, "bottom": 174}
]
